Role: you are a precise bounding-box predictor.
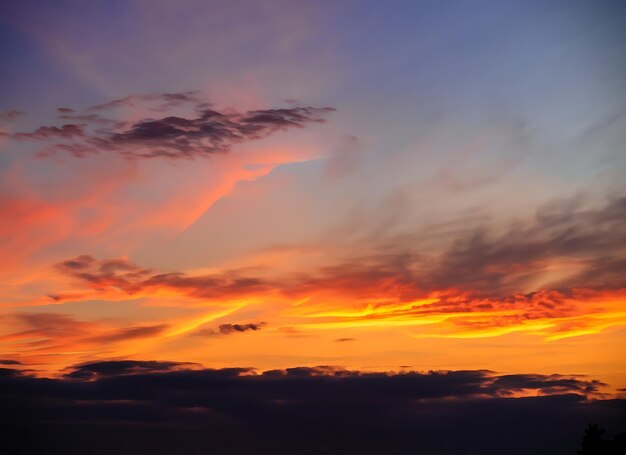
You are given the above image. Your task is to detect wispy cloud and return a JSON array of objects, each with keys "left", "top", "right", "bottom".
[
  {"left": 0, "top": 110, "right": 24, "bottom": 123},
  {"left": 2, "top": 92, "right": 335, "bottom": 159},
  {"left": 54, "top": 255, "right": 270, "bottom": 300}
]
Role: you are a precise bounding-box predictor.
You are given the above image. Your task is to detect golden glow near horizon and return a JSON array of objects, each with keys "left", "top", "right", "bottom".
[{"left": 2, "top": 262, "right": 625, "bottom": 389}]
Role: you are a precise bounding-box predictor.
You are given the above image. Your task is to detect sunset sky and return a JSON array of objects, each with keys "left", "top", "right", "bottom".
[{"left": 1, "top": 3, "right": 626, "bottom": 452}]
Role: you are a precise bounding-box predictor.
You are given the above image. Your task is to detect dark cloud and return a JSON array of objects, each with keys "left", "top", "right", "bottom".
[
  {"left": 0, "top": 359, "right": 22, "bottom": 365},
  {"left": 9, "top": 360, "right": 609, "bottom": 399},
  {"left": 188, "top": 321, "right": 267, "bottom": 337},
  {"left": 564, "top": 256, "right": 626, "bottom": 291},
  {"left": 11, "top": 124, "right": 84, "bottom": 141},
  {"left": 0, "top": 362, "right": 623, "bottom": 454},
  {"left": 64, "top": 360, "right": 195, "bottom": 380},
  {"left": 101, "top": 105, "right": 333, "bottom": 159},
  {"left": 425, "top": 196, "right": 626, "bottom": 293},
  {"left": 491, "top": 374, "right": 604, "bottom": 396},
  {"left": 335, "top": 337, "right": 356, "bottom": 342},
  {"left": 0, "top": 367, "right": 25, "bottom": 379},
  {"left": 3, "top": 92, "right": 334, "bottom": 159},
  {"left": 218, "top": 322, "right": 266, "bottom": 334},
  {"left": 57, "top": 254, "right": 96, "bottom": 270},
  {"left": 292, "top": 195, "right": 626, "bottom": 298},
  {"left": 55, "top": 255, "right": 270, "bottom": 299}
]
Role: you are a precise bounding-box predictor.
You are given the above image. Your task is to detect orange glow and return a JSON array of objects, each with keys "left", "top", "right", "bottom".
[
  {"left": 3, "top": 273, "right": 625, "bottom": 388},
  {"left": 1, "top": 92, "right": 624, "bottom": 399}
]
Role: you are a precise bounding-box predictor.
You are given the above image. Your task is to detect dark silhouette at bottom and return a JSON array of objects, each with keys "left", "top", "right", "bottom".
[{"left": 579, "top": 423, "right": 626, "bottom": 455}]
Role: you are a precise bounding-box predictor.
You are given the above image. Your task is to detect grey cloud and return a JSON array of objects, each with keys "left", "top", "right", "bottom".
[
  {"left": 3, "top": 92, "right": 334, "bottom": 159},
  {"left": 64, "top": 360, "right": 196, "bottom": 380},
  {"left": 218, "top": 322, "right": 266, "bottom": 334},
  {"left": 87, "top": 324, "right": 169, "bottom": 343},
  {"left": 294, "top": 195, "right": 626, "bottom": 297},
  {"left": 12, "top": 124, "right": 84, "bottom": 140},
  {"left": 55, "top": 255, "right": 269, "bottom": 299}
]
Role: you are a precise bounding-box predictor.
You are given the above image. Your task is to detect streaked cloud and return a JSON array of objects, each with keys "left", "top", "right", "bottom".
[{"left": 2, "top": 92, "right": 334, "bottom": 159}]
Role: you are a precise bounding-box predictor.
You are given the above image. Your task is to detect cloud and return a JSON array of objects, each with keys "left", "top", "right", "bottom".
[
  {"left": 57, "top": 112, "right": 121, "bottom": 125},
  {"left": 426, "top": 196, "right": 626, "bottom": 293},
  {"left": 87, "top": 92, "right": 202, "bottom": 112},
  {"left": 42, "top": 194, "right": 619, "bottom": 309},
  {"left": 10, "top": 124, "right": 85, "bottom": 140},
  {"left": 187, "top": 321, "right": 267, "bottom": 337},
  {"left": 64, "top": 360, "right": 195, "bottom": 380},
  {"left": 0, "top": 110, "right": 24, "bottom": 122},
  {"left": 491, "top": 374, "right": 603, "bottom": 396},
  {"left": 86, "top": 324, "right": 169, "bottom": 343},
  {"left": 0, "top": 362, "right": 622, "bottom": 454},
  {"left": 49, "top": 193, "right": 626, "bottom": 340},
  {"left": 0, "top": 359, "right": 22, "bottom": 365},
  {"left": 102, "top": 106, "right": 333, "bottom": 159},
  {"left": 218, "top": 322, "right": 266, "bottom": 334},
  {"left": 55, "top": 255, "right": 270, "bottom": 300},
  {"left": 3, "top": 92, "right": 335, "bottom": 159},
  {"left": 0, "top": 313, "right": 94, "bottom": 341},
  {"left": 0, "top": 312, "right": 171, "bottom": 356},
  {"left": 3, "top": 361, "right": 609, "bottom": 402},
  {"left": 292, "top": 195, "right": 626, "bottom": 298}
]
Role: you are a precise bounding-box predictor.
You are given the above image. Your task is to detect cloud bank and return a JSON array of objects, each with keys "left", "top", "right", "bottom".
[
  {"left": 46, "top": 195, "right": 626, "bottom": 343},
  {"left": 1, "top": 361, "right": 623, "bottom": 455}
]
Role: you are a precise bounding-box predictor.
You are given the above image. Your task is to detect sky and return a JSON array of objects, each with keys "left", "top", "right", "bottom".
[{"left": 0, "top": 1, "right": 625, "bottom": 452}]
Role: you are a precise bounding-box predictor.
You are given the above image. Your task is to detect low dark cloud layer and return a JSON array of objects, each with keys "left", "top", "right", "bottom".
[
  {"left": 1, "top": 92, "right": 334, "bottom": 159},
  {"left": 63, "top": 360, "right": 195, "bottom": 380},
  {"left": 0, "top": 361, "right": 623, "bottom": 454}
]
